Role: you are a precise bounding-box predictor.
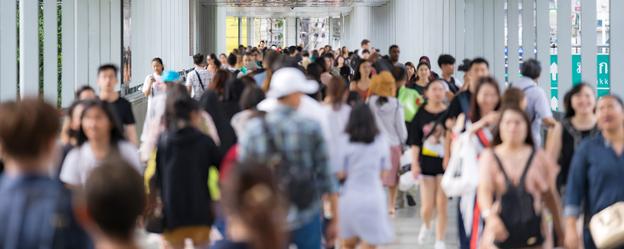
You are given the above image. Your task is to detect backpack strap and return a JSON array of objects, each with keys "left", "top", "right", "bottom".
[
  {"left": 492, "top": 147, "right": 536, "bottom": 187},
  {"left": 195, "top": 70, "right": 205, "bottom": 90},
  {"left": 519, "top": 148, "right": 536, "bottom": 188},
  {"left": 492, "top": 152, "right": 511, "bottom": 185}
]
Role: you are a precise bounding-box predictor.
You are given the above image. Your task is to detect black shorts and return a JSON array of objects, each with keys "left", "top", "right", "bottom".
[{"left": 420, "top": 156, "right": 445, "bottom": 176}]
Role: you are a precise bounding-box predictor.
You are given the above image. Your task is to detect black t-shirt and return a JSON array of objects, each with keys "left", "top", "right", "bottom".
[
  {"left": 557, "top": 125, "right": 595, "bottom": 190},
  {"left": 406, "top": 82, "right": 426, "bottom": 95},
  {"left": 408, "top": 106, "right": 447, "bottom": 167},
  {"left": 110, "top": 97, "right": 135, "bottom": 125},
  {"left": 443, "top": 77, "right": 460, "bottom": 94},
  {"left": 442, "top": 90, "right": 472, "bottom": 126}
]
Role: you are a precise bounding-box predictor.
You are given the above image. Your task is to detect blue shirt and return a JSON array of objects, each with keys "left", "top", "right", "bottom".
[
  {"left": 564, "top": 134, "right": 624, "bottom": 218},
  {"left": 0, "top": 174, "right": 90, "bottom": 249},
  {"left": 238, "top": 105, "right": 337, "bottom": 229},
  {"left": 511, "top": 77, "right": 553, "bottom": 146}
]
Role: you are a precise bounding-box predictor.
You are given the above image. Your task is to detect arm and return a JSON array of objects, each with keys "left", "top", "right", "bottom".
[
  {"left": 125, "top": 125, "right": 139, "bottom": 146},
  {"left": 545, "top": 121, "right": 563, "bottom": 162},
  {"left": 563, "top": 143, "right": 590, "bottom": 249},
  {"left": 185, "top": 74, "right": 194, "bottom": 94},
  {"left": 540, "top": 152, "right": 565, "bottom": 246},
  {"left": 143, "top": 75, "right": 154, "bottom": 97},
  {"left": 397, "top": 106, "right": 408, "bottom": 144},
  {"left": 477, "top": 150, "right": 509, "bottom": 242},
  {"left": 536, "top": 89, "right": 556, "bottom": 128},
  {"left": 410, "top": 145, "right": 421, "bottom": 177}
]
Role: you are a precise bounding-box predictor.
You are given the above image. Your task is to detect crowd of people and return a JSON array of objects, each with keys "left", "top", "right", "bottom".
[{"left": 1, "top": 38, "right": 624, "bottom": 249}]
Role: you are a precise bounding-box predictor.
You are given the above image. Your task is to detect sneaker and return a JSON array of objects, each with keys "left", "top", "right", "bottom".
[
  {"left": 417, "top": 224, "right": 430, "bottom": 244},
  {"left": 434, "top": 240, "right": 446, "bottom": 249}
]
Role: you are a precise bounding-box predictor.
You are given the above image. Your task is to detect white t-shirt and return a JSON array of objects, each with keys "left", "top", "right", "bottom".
[
  {"left": 60, "top": 141, "right": 142, "bottom": 186},
  {"left": 185, "top": 67, "right": 212, "bottom": 100}
]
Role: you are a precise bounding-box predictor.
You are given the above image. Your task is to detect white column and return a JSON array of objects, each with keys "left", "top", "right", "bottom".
[
  {"left": 483, "top": 0, "right": 495, "bottom": 63},
  {"left": 88, "top": 0, "right": 101, "bottom": 86},
  {"left": 522, "top": 0, "right": 535, "bottom": 58},
  {"left": 111, "top": 0, "right": 122, "bottom": 77},
  {"left": 20, "top": 0, "right": 39, "bottom": 97},
  {"left": 611, "top": 0, "right": 624, "bottom": 96},
  {"left": 100, "top": 0, "right": 112, "bottom": 64},
  {"left": 464, "top": 0, "right": 475, "bottom": 59},
  {"left": 508, "top": 0, "right": 520, "bottom": 83},
  {"left": 493, "top": 0, "right": 506, "bottom": 83},
  {"left": 0, "top": 0, "right": 18, "bottom": 100},
  {"left": 581, "top": 0, "right": 597, "bottom": 84},
  {"left": 536, "top": 0, "right": 551, "bottom": 95},
  {"left": 557, "top": 0, "right": 572, "bottom": 102},
  {"left": 62, "top": 0, "right": 76, "bottom": 106},
  {"left": 285, "top": 17, "right": 297, "bottom": 47},
  {"left": 75, "top": 0, "right": 90, "bottom": 88},
  {"left": 216, "top": 6, "right": 227, "bottom": 54},
  {"left": 473, "top": 0, "right": 484, "bottom": 57},
  {"left": 43, "top": 0, "right": 59, "bottom": 103},
  {"left": 455, "top": 0, "right": 466, "bottom": 62},
  {"left": 448, "top": 0, "right": 456, "bottom": 56}
]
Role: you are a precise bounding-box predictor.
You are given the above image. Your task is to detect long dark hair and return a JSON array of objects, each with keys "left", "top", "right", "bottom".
[
  {"left": 77, "top": 99, "right": 125, "bottom": 146},
  {"left": 211, "top": 69, "right": 231, "bottom": 97},
  {"left": 414, "top": 62, "right": 432, "bottom": 82},
  {"left": 564, "top": 83, "right": 594, "bottom": 118},
  {"left": 223, "top": 78, "right": 246, "bottom": 103},
  {"left": 223, "top": 161, "right": 286, "bottom": 249},
  {"left": 345, "top": 103, "right": 379, "bottom": 144},
  {"left": 352, "top": 59, "right": 370, "bottom": 82},
  {"left": 326, "top": 76, "right": 347, "bottom": 110},
  {"left": 491, "top": 106, "right": 535, "bottom": 147},
  {"left": 164, "top": 84, "right": 199, "bottom": 130},
  {"left": 470, "top": 76, "right": 501, "bottom": 123},
  {"left": 66, "top": 100, "right": 87, "bottom": 141}
]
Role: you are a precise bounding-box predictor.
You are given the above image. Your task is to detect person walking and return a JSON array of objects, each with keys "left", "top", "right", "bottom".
[
  {"left": 0, "top": 98, "right": 90, "bottom": 249},
  {"left": 367, "top": 71, "right": 407, "bottom": 217},
  {"left": 60, "top": 100, "right": 142, "bottom": 188},
  {"left": 186, "top": 53, "right": 212, "bottom": 100},
  {"left": 338, "top": 103, "right": 395, "bottom": 249},
  {"left": 350, "top": 60, "right": 373, "bottom": 100},
  {"left": 564, "top": 95, "right": 624, "bottom": 249},
  {"left": 149, "top": 85, "right": 222, "bottom": 248},
  {"left": 545, "top": 83, "right": 598, "bottom": 194},
  {"left": 239, "top": 67, "right": 338, "bottom": 249},
  {"left": 97, "top": 64, "right": 138, "bottom": 145},
  {"left": 408, "top": 80, "right": 450, "bottom": 249},
  {"left": 142, "top": 57, "right": 166, "bottom": 98},
  {"left": 477, "top": 106, "right": 563, "bottom": 249}
]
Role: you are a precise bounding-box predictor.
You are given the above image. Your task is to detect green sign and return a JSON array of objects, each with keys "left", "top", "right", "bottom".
[
  {"left": 597, "top": 54, "right": 610, "bottom": 97},
  {"left": 572, "top": 54, "right": 582, "bottom": 85},
  {"left": 550, "top": 54, "right": 559, "bottom": 111},
  {"left": 549, "top": 54, "right": 610, "bottom": 107}
]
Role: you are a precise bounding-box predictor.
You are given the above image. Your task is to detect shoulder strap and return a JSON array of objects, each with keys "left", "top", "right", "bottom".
[
  {"left": 519, "top": 148, "right": 536, "bottom": 188},
  {"left": 423, "top": 110, "right": 448, "bottom": 142},
  {"left": 492, "top": 151, "right": 511, "bottom": 185},
  {"left": 195, "top": 70, "right": 205, "bottom": 90}
]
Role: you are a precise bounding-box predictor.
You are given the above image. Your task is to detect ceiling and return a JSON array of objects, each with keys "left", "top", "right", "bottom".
[{"left": 200, "top": 0, "right": 389, "bottom": 17}]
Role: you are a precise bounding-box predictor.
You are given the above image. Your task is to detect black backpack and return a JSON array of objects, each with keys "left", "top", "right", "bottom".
[
  {"left": 260, "top": 118, "right": 317, "bottom": 210},
  {"left": 492, "top": 148, "right": 544, "bottom": 249}
]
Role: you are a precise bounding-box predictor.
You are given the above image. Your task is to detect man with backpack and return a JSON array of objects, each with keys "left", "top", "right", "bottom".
[
  {"left": 186, "top": 53, "right": 212, "bottom": 100},
  {"left": 239, "top": 67, "right": 338, "bottom": 249},
  {"left": 510, "top": 59, "right": 557, "bottom": 146}
]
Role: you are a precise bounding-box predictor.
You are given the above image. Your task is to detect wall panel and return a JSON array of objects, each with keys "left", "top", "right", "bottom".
[
  {"left": 0, "top": 0, "right": 18, "bottom": 100},
  {"left": 536, "top": 0, "right": 551, "bottom": 95},
  {"left": 20, "top": 0, "right": 39, "bottom": 96},
  {"left": 44, "top": 0, "right": 59, "bottom": 103},
  {"left": 508, "top": 0, "right": 520, "bottom": 83},
  {"left": 580, "top": 0, "right": 597, "bottom": 84},
  {"left": 557, "top": 0, "right": 572, "bottom": 104},
  {"left": 611, "top": 0, "right": 624, "bottom": 95}
]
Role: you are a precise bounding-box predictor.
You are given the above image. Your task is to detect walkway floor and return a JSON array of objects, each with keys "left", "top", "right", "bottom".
[
  {"left": 383, "top": 198, "right": 460, "bottom": 249},
  {"left": 138, "top": 198, "right": 461, "bottom": 249}
]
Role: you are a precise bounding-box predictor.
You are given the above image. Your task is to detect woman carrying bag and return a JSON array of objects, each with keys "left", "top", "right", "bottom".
[{"left": 564, "top": 95, "right": 624, "bottom": 249}]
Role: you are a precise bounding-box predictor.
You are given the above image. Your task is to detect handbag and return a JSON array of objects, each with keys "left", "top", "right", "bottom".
[
  {"left": 441, "top": 132, "right": 479, "bottom": 197},
  {"left": 590, "top": 202, "right": 624, "bottom": 249}
]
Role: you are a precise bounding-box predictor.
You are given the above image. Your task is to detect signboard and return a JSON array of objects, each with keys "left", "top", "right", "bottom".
[
  {"left": 550, "top": 55, "right": 559, "bottom": 111},
  {"left": 549, "top": 54, "right": 610, "bottom": 109},
  {"left": 597, "top": 54, "right": 610, "bottom": 97},
  {"left": 572, "top": 54, "right": 582, "bottom": 85}
]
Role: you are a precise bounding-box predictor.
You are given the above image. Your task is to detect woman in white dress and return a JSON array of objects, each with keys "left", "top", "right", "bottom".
[{"left": 338, "top": 103, "right": 394, "bottom": 249}]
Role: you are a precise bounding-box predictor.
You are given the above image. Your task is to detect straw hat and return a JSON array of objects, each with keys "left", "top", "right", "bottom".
[{"left": 370, "top": 71, "right": 397, "bottom": 97}]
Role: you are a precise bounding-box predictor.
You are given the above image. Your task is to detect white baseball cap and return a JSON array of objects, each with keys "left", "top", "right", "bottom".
[{"left": 266, "top": 67, "right": 319, "bottom": 99}]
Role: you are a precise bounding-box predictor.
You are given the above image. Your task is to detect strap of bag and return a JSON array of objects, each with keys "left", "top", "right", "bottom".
[
  {"left": 195, "top": 70, "right": 205, "bottom": 90},
  {"left": 423, "top": 110, "right": 448, "bottom": 143},
  {"left": 492, "top": 148, "right": 536, "bottom": 187}
]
